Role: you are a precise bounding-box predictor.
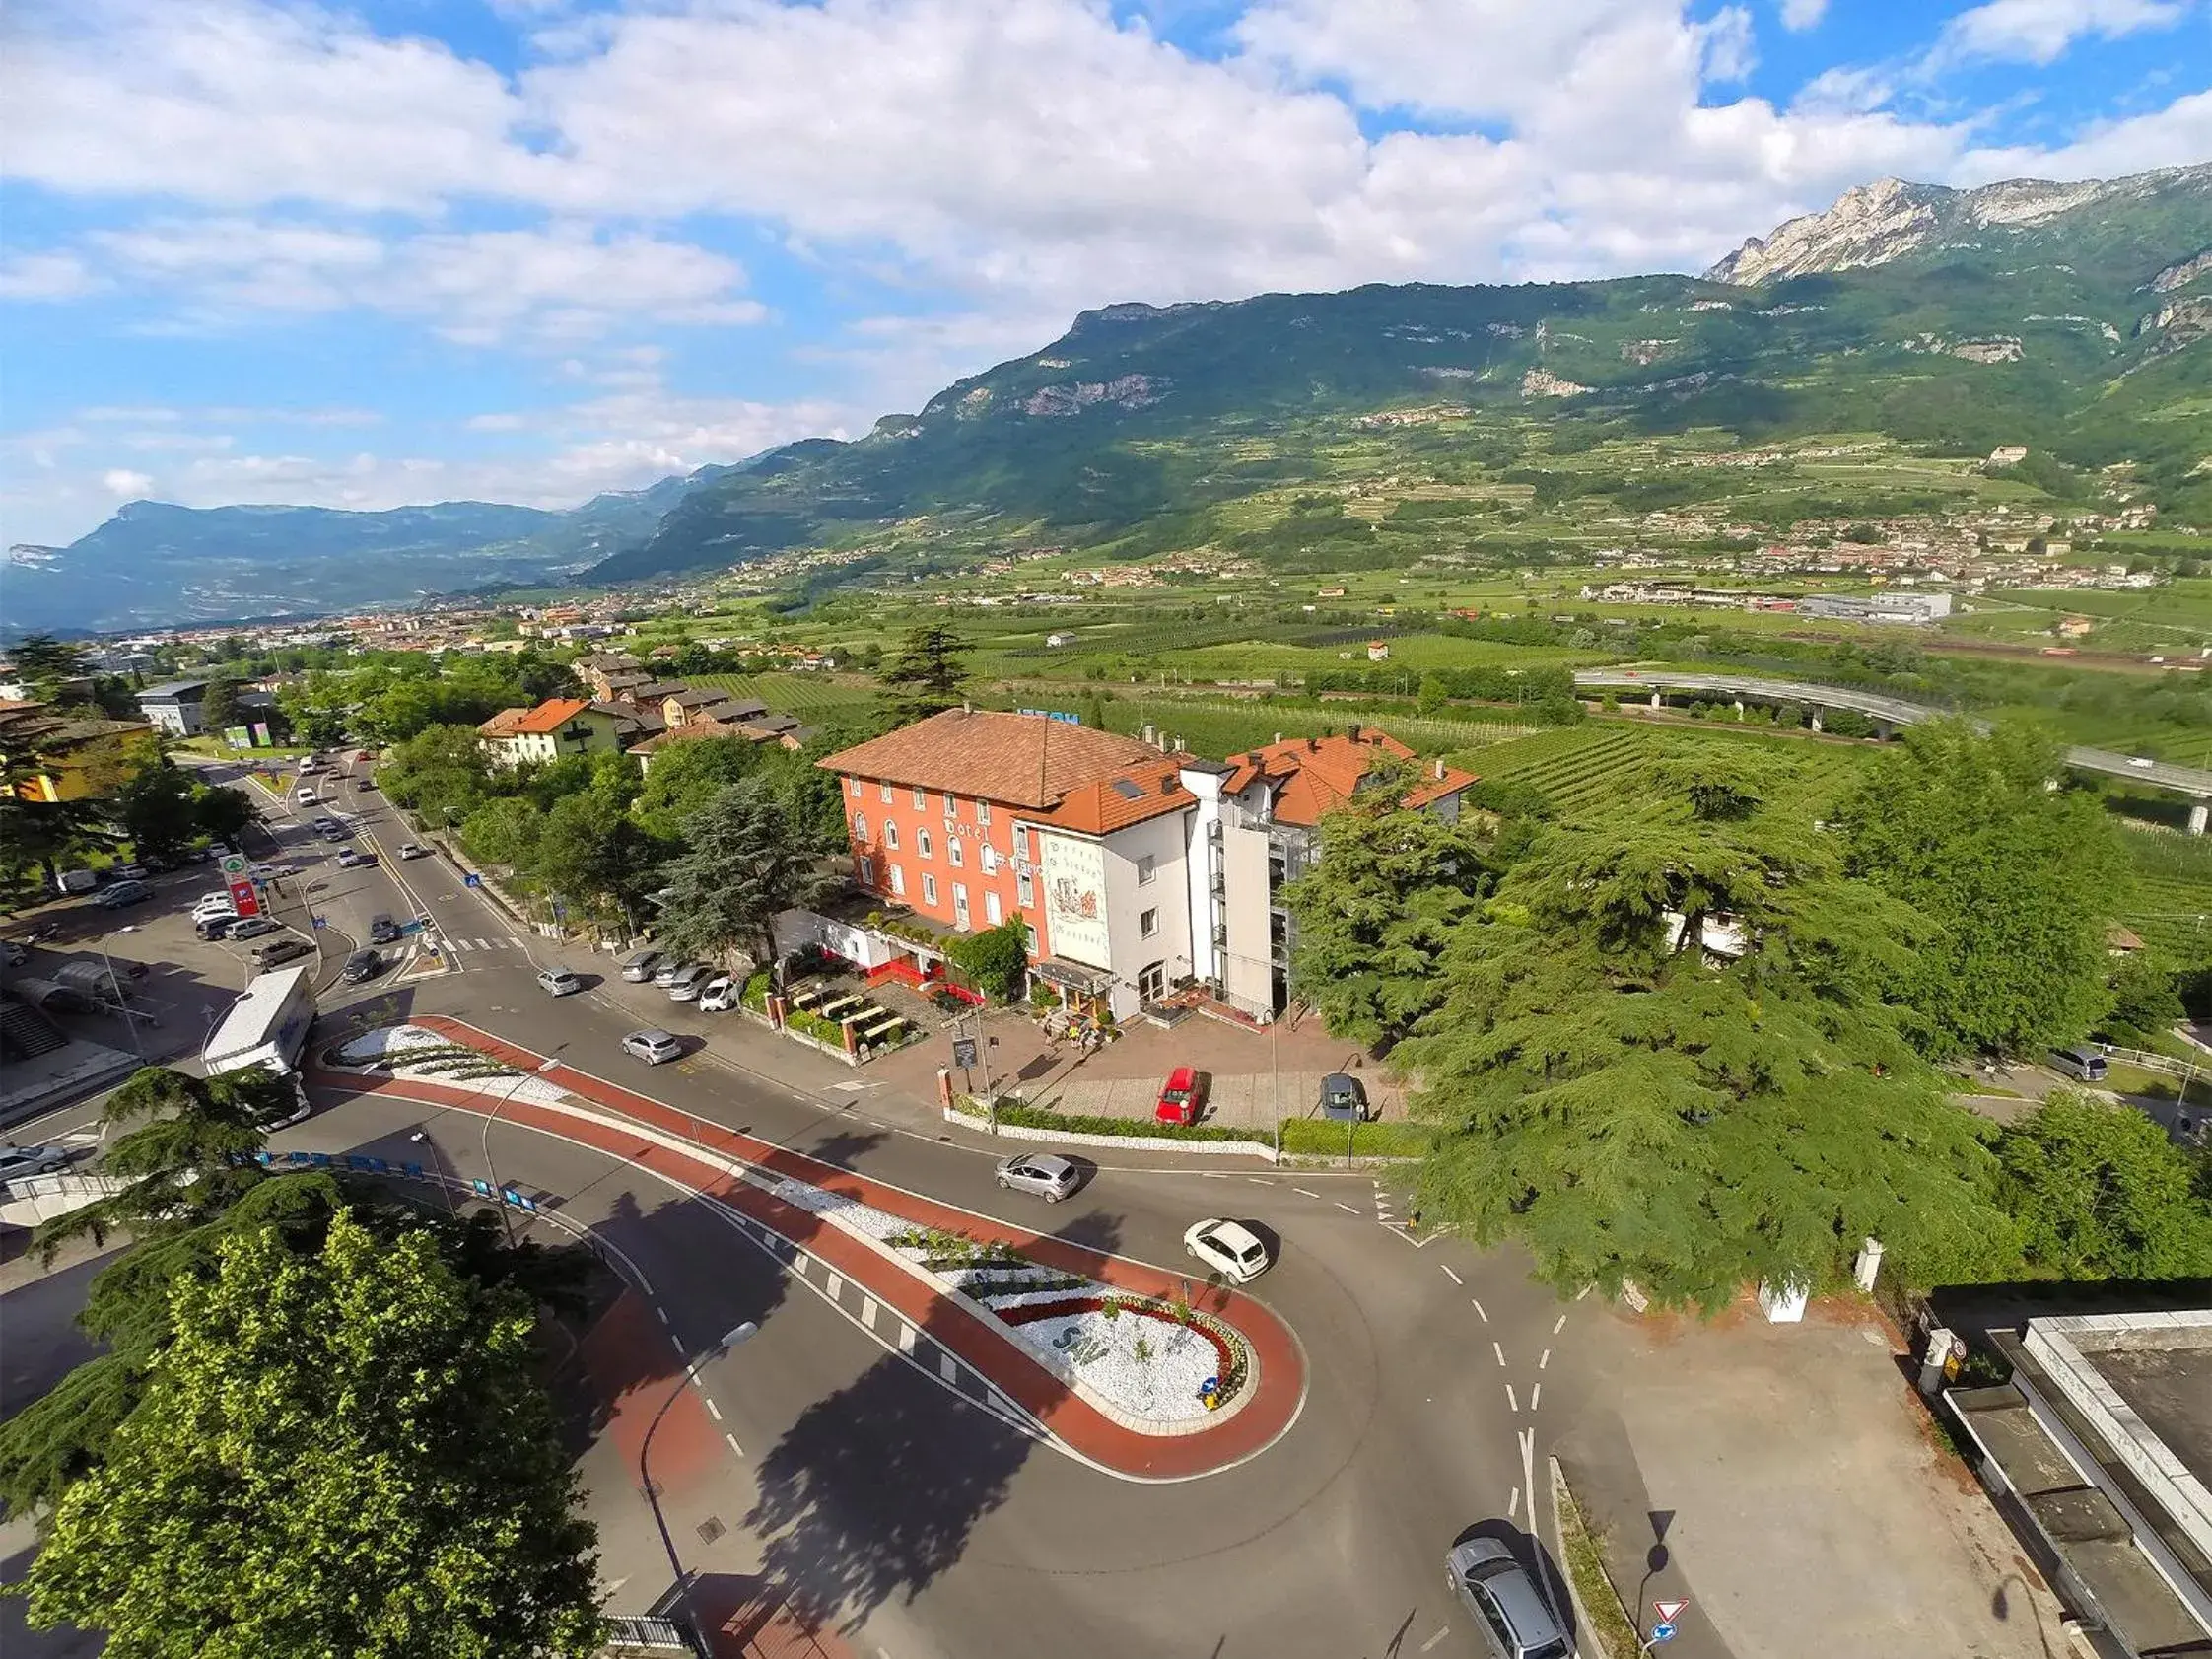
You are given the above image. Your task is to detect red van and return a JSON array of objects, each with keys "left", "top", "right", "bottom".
[{"left": 1155, "top": 1067, "right": 1205, "bottom": 1125}]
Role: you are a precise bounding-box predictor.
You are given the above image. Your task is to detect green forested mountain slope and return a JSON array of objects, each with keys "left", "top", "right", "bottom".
[{"left": 594, "top": 163, "right": 2211, "bottom": 584}]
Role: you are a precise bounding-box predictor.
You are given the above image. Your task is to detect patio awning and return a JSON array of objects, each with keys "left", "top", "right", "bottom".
[{"left": 1030, "top": 957, "right": 1115, "bottom": 995}]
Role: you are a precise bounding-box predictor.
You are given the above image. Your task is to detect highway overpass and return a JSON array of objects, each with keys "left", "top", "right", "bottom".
[{"left": 1572, "top": 667, "right": 2212, "bottom": 825}]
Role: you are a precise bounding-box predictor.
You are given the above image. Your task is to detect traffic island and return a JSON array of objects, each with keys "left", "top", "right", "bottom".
[{"left": 311, "top": 1015, "right": 1307, "bottom": 1481}]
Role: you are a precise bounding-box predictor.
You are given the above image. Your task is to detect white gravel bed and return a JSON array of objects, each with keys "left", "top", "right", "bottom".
[
  {"left": 333, "top": 1024, "right": 451, "bottom": 1065},
  {"left": 1010, "top": 1308, "right": 1222, "bottom": 1423}
]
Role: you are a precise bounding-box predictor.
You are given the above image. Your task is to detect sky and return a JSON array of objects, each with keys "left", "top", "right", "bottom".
[{"left": 3, "top": 0, "right": 2208, "bottom": 550}]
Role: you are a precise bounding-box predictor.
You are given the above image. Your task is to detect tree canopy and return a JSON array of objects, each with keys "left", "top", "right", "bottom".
[
  {"left": 650, "top": 777, "right": 840, "bottom": 973},
  {"left": 878, "top": 624, "right": 970, "bottom": 723},
  {"left": 1841, "top": 720, "right": 2126, "bottom": 1057},
  {"left": 1996, "top": 1093, "right": 2212, "bottom": 1281},
  {"left": 1395, "top": 755, "right": 2012, "bottom": 1308},
  {"left": 15, "top": 1211, "right": 603, "bottom": 1659},
  {"left": 1282, "top": 759, "right": 1493, "bottom": 1047}
]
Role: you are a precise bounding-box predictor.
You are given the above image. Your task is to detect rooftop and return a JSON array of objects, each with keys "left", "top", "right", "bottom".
[
  {"left": 1221, "top": 727, "right": 1477, "bottom": 827},
  {"left": 819, "top": 709, "right": 1171, "bottom": 811},
  {"left": 512, "top": 697, "right": 593, "bottom": 734},
  {"left": 477, "top": 706, "right": 534, "bottom": 738}
]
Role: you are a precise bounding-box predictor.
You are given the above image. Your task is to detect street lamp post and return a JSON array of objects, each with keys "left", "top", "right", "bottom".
[
  {"left": 641, "top": 1321, "right": 757, "bottom": 1641},
  {"left": 480, "top": 1084, "right": 518, "bottom": 1247}
]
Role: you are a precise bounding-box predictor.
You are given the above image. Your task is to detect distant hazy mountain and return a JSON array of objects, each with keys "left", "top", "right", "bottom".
[
  {"left": 588, "top": 162, "right": 2211, "bottom": 586},
  {"left": 4, "top": 467, "right": 727, "bottom": 634}
]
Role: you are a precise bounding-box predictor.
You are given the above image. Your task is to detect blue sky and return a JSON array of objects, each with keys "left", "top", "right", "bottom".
[{"left": 3, "top": 0, "right": 2207, "bottom": 549}]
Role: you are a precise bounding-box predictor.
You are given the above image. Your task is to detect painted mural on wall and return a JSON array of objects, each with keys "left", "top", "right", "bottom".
[{"left": 1039, "top": 832, "right": 1110, "bottom": 968}]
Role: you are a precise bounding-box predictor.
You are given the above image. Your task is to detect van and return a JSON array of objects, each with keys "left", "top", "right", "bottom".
[{"left": 2048, "top": 1047, "right": 2108, "bottom": 1083}]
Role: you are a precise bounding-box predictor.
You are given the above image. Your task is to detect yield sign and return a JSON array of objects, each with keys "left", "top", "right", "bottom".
[{"left": 1653, "top": 1599, "right": 1690, "bottom": 1624}]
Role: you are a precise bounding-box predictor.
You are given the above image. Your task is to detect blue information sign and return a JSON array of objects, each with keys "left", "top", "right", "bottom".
[
  {"left": 463, "top": 872, "right": 482, "bottom": 888},
  {"left": 1650, "top": 1624, "right": 1677, "bottom": 1644}
]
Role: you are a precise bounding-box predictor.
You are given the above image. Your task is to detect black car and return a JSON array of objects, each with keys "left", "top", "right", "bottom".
[
  {"left": 341, "top": 947, "right": 384, "bottom": 985},
  {"left": 1319, "top": 1072, "right": 1369, "bottom": 1122},
  {"left": 368, "top": 914, "right": 403, "bottom": 944}
]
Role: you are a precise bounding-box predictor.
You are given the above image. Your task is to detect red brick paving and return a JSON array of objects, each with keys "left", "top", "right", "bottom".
[
  {"left": 577, "top": 1290, "right": 721, "bottom": 1501},
  {"left": 310, "top": 1014, "right": 1307, "bottom": 1482}
]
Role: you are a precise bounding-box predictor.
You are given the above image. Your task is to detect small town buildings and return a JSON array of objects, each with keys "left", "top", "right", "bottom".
[
  {"left": 135, "top": 679, "right": 213, "bottom": 736},
  {"left": 476, "top": 698, "right": 644, "bottom": 766}
]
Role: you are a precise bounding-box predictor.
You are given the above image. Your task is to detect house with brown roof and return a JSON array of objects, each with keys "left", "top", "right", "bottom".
[
  {"left": 818, "top": 709, "right": 1199, "bottom": 1018},
  {"left": 0, "top": 700, "right": 158, "bottom": 803},
  {"left": 479, "top": 698, "right": 639, "bottom": 766}
]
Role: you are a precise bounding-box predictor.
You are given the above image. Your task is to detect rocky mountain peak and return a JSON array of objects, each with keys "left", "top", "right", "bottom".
[{"left": 1704, "top": 163, "right": 2209, "bottom": 285}]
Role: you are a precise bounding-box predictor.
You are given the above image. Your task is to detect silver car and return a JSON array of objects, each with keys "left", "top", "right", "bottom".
[
  {"left": 537, "top": 967, "right": 585, "bottom": 998},
  {"left": 0, "top": 1143, "right": 73, "bottom": 1184},
  {"left": 995, "top": 1153, "right": 1080, "bottom": 1203},
  {"left": 653, "top": 957, "right": 695, "bottom": 990},
  {"left": 621, "top": 1028, "right": 683, "bottom": 1066},
  {"left": 1446, "top": 1538, "right": 1573, "bottom": 1659},
  {"left": 620, "top": 948, "right": 663, "bottom": 984}
]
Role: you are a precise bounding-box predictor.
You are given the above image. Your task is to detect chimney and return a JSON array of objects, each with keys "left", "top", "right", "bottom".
[
  {"left": 1433, "top": 758, "right": 1445, "bottom": 780},
  {"left": 961, "top": 699, "right": 973, "bottom": 714},
  {"left": 1348, "top": 723, "right": 1362, "bottom": 743},
  {"left": 1307, "top": 736, "right": 1319, "bottom": 752},
  {"left": 1141, "top": 723, "right": 1157, "bottom": 747},
  {"left": 1274, "top": 732, "right": 1283, "bottom": 745}
]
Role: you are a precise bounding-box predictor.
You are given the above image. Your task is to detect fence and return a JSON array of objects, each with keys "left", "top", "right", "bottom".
[
  {"left": 600, "top": 1614, "right": 696, "bottom": 1655},
  {"left": 2099, "top": 1044, "right": 2199, "bottom": 1080}
]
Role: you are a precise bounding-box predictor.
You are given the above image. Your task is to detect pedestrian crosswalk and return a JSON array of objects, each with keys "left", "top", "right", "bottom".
[{"left": 418, "top": 935, "right": 523, "bottom": 952}]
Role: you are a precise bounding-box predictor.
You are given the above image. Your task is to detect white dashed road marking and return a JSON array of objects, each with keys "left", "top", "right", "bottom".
[
  {"left": 1554, "top": 1312, "right": 1568, "bottom": 1335},
  {"left": 1440, "top": 1263, "right": 1463, "bottom": 1286},
  {"left": 1531, "top": 1383, "right": 1543, "bottom": 1411},
  {"left": 1539, "top": 1348, "right": 1551, "bottom": 1369},
  {"left": 1420, "top": 1629, "right": 1452, "bottom": 1653},
  {"left": 1507, "top": 1485, "right": 1520, "bottom": 1519},
  {"left": 1292, "top": 1187, "right": 1322, "bottom": 1199},
  {"left": 1506, "top": 1383, "right": 1519, "bottom": 1413},
  {"left": 1471, "top": 1298, "right": 1487, "bottom": 1322},
  {"left": 1334, "top": 1202, "right": 1359, "bottom": 1214},
  {"left": 725, "top": 1432, "right": 744, "bottom": 1458},
  {"left": 705, "top": 1398, "right": 724, "bottom": 1422},
  {"left": 1493, "top": 1341, "right": 1507, "bottom": 1366},
  {"left": 861, "top": 1296, "right": 879, "bottom": 1329},
  {"left": 939, "top": 1352, "right": 960, "bottom": 1385}
]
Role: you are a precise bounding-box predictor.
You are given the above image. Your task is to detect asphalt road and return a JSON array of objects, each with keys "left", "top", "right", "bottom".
[{"left": 19, "top": 753, "right": 1602, "bottom": 1658}]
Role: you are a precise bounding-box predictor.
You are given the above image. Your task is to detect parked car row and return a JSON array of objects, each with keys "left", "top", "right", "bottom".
[{"left": 608, "top": 948, "right": 740, "bottom": 1011}]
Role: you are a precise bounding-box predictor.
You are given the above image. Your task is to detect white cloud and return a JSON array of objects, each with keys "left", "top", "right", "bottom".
[
  {"left": 0, "top": 251, "right": 104, "bottom": 301},
  {"left": 1932, "top": 0, "right": 2192, "bottom": 67},
  {"left": 101, "top": 468, "right": 155, "bottom": 495},
  {"left": 1779, "top": 0, "right": 1829, "bottom": 29},
  {"left": 1955, "top": 84, "right": 2212, "bottom": 180},
  {"left": 72, "top": 219, "right": 760, "bottom": 342},
  {"left": 6, "top": 0, "right": 538, "bottom": 212}
]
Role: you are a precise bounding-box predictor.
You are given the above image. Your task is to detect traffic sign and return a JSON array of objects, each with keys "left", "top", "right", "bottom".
[
  {"left": 463, "top": 872, "right": 481, "bottom": 888},
  {"left": 1653, "top": 1600, "right": 1689, "bottom": 1624},
  {"left": 951, "top": 1037, "right": 979, "bottom": 1069},
  {"left": 311, "top": 915, "right": 328, "bottom": 930},
  {"left": 1650, "top": 1623, "right": 1677, "bottom": 1644},
  {"left": 219, "top": 853, "right": 247, "bottom": 877}
]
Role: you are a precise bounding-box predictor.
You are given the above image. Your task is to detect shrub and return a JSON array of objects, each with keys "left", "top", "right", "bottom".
[
  {"left": 951, "top": 1097, "right": 1274, "bottom": 1146},
  {"left": 1278, "top": 1118, "right": 1435, "bottom": 1158}
]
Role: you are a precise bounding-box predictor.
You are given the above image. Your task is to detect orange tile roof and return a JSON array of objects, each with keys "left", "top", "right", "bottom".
[
  {"left": 1222, "top": 728, "right": 1476, "bottom": 827},
  {"left": 819, "top": 710, "right": 1171, "bottom": 811},
  {"left": 477, "top": 707, "right": 533, "bottom": 737},
  {"left": 1029, "top": 761, "right": 1196, "bottom": 834},
  {"left": 512, "top": 698, "right": 592, "bottom": 734}
]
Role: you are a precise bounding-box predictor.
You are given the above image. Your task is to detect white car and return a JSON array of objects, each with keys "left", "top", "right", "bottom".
[
  {"left": 697, "top": 974, "right": 739, "bottom": 1012},
  {"left": 1184, "top": 1218, "right": 1273, "bottom": 1283},
  {"left": 2129, "top": 756, "right": 2156, "bottom": 770},
  {"left": 194, "top": 895, "right": 240, "bottom": 920},
  {"left": 537, "top": 967, "right": 585, "bottom": 998},
  {"left": 295, "top": 787, "right": 319, "bottom": 805}
]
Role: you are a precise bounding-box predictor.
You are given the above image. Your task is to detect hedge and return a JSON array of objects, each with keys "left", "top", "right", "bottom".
[
  {"left": 1278, "top": 1118, "right": 1436, "bottom": 1158},
  {"left": 952, "top": 1097, "right": 1275, "bottom": 1147}
]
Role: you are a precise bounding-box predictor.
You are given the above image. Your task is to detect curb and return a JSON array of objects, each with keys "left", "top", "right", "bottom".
[
  {"left": 1548, "top": 1454, "right": 1639, "bottom": 1659},
  {"left": 946, "top": 1104, "right": 1279, "bottom": 1161}
]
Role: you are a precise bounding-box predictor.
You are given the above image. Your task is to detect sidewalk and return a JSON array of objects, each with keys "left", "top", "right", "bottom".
[{"left": 309, "top": 1014, "right": 1307, "bottom": 1483}]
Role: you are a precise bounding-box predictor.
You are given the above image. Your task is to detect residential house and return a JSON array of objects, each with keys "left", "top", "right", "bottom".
[
  {"left": 136, "top": 679, "right": 213, "bottom": 736},
  {"left": 1182, "top": 728, "right": 1475, "bottom": 1020},
  {"left": 0, "top": 700, "right": 158, "bottom": 802},
  {"left": 477, "top": 698, "right": 641, "bottom": 766}
]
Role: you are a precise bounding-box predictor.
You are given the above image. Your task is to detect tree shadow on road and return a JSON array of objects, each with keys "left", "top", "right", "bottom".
[{"left": 733, "top": 1208, "right": 1126, "bottom": 1643}]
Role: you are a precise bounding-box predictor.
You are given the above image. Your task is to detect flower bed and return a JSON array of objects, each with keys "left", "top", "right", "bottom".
[
  {"left": 324, "top": 1023, "right": 572, "bottom": 1104},
  {"left": 751, "top": 1173, "right": 1249, "bottom": 1424}
]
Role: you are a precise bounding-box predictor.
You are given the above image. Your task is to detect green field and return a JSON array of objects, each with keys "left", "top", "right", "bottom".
[
  {"left": 1046, "top": 693, "right": 1541, "bottom": 760},
  {"left": 682, "top": 671, "right": 883, "bottom": 717},
  {"left": 2117, "top": 827, "right": 2212, "bottom": 966},
  {"left": 1457, "top": 718, "right": 1876, "bottom": 818}
]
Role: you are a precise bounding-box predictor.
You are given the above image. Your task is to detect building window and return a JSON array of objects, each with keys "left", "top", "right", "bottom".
[
  {"left": 952, "top": 884, "right": 970, "bottom": 929},
  {"left": 1137, "top": 853, "right": 1156, "bottom": 886},
  {"left": 923, "top": 873, "right": 938, "bottom": 907},
  {"left": 977, "top": 798, "right": 991, "bottom": 825},
  {"left": 883, "top": 821, "right": 899, "bottom": 851},
  {"left": 985, "top": 890, "right": 1002, "bottom": 926},
  {"left": 889, "top": 864, "right": 905, "bottom": 897},
  {"left": 944, "top": 791, "right": 957, "bottom": 816},
  {"left": 1138, "top": 961, "right": 1166, "bottom": 1001},
  {"left": 913, "top": 785, "right": 927, "bottom": 809},
  {"left": 917, "top": 827, "right": 933, "bottom": 859},
  {"left": 1017, "top": 869, "right": 1034, "bottom": 907},
  {"left": 879, "top": 781, "right": 892, "bottom": 803},
  {"left": 850, "top": 778, "right": 863, "bottom": 795},
  {"left": 1013, "top": 826, "right": 1031, "bottom": 863},
  {"left": 858, "top": 856, "right": 875, "bottom": 886},
  {"left": 1025, "top": 923, "right": 1041, "bottom": 955},
  {"left": 853, "top": 812, "right": 868, "bottom": 841},
  {"left": 947, "top": 837, "right": 963, "bottom": 868},
  {"left": 1140, "top": 908, "right": 1159, "bottom": 938},
  {"left": 981, "top": 843, "right": 999, "bottom": 874}
]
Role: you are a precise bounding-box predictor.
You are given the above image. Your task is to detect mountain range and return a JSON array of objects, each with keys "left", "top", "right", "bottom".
[{"left": 14, "top": 163, "right": 2209, "bottom": 631}]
